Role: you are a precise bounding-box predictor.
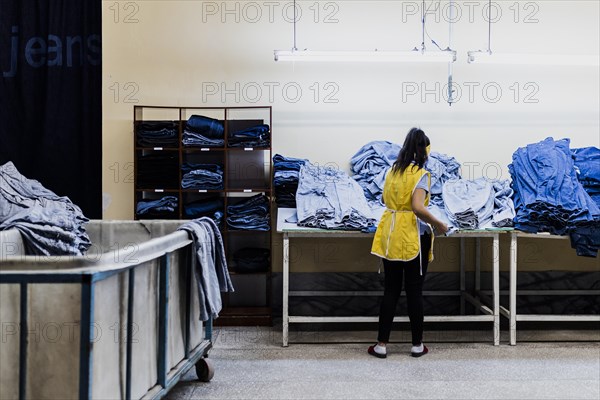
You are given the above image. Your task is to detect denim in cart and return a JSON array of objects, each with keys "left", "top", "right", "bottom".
[
  {"left": 296, "top": 163, "right": 375, "bottom": 230},
  {"left": 178, "top": 217, "right": 234, "bottom": 321},
  {"left": 0, "top": 161, "right": 91, "bottom": 256}
]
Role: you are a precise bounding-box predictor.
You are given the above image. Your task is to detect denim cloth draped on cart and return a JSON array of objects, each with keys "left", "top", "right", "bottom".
[
  {"left": 273, "top": 154, "right": 307, "bottom": 207},
  {"left": 572, "top": 146, "right": 600, "bottom": 207},
  {"left": 509, "top": 137, "right": 600, "bottom": 257},
  {"left": 136, "top": 196, "right": 178, "bottom": 218},
  {"left": 296, "top": 163, "right": 376, "bottom": 230},
  {"left": 181, "top": 163, "right": 224, "bottom": 190},
  {"left": 228, "top": 124, "right": 270, "bottom": 148},
  {"left": 178, "top": 217, "right": 234, "bottom": 321},
  {"left": 182, "top": 115, "right": 225, "bottom": 147},
  {"left": 137, "top": 153, "right": 179, "bottom": 189},
  {"left": 0, "top": 161, "right": 91, "bottom": 256},
  {"left": 226, "top": 193, "right": 270, "bottom": 231},
  {"left": 184, "top": 196, "right": 224, "bottom": 225},
  {"left": 135, "top": 121, "right": 178, "bottom": 147}
]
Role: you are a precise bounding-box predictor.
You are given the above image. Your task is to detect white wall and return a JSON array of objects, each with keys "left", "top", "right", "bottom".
[{"left": 102, "top": 0, "right": 599, "bottom": 219}]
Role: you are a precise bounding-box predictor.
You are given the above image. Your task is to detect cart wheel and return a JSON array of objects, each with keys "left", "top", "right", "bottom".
[{"left": 195, "top": 357, "right": 215, "bottom": 382}]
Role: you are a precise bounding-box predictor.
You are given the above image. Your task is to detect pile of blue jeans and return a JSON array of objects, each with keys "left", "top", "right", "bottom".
[
  {"left": 136, "top": 196, "right": 178, "bottom": 218},
  {"left": 226, "top": 194, "right": 270, "bottom": 231},
  {"left": 296, "top": 163, "right": 376, "bottom": 230},
  {"left": 426, "top": 152, "right": 462, "bottom": 196},
  {"left": 136, "top": 121, "right": 178, "bottom": 147},
  {"left": 228, "top": 124, "right": 270, "bottom": 148},
  {"left": 181, "top": 163, "right": 224, "bottom": 190},
  {"left": 1, "top": 161, "right": 91, "bottom": 256},
  {"left": 273, "top": 154, "right": 307, "bottom": 207},
  {"left": 184, "top": 197, "right": 224, "bottom": 225},
  {"left": 182, "top": 115, "right": 224, "bottom": 147},
  {"left": 509, "top": 137, "right": 600, "bottom": 257},
  {"left": 350, "top": 141, "right": 400, "bottom": 203},
  {"left": 572, "top": 146, "right": 600, "bottom": 207}
]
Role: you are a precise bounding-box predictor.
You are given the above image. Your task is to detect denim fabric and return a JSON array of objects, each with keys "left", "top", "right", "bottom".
[
  {"left": 226, "top": 194, "right": 270, "bottom": 231},
  {"left": 296, "top": 163, "right": 375, "bottom": 230},
  {"left": 185, "top": 115, "right": 224, "bottom": 139},
  {"left": 181, "top": 163, "right": 224, "bottom": 190},
  {"left": 426, "top": 152, "right": 462, "bottom": 196},
  {"left": 0, "top": 162, "right": 91, "bottom": 256},
  {"left": 178, "top": 217, "right": 234, "bottom": 321},
  {"left": 572, "top": 147, "right": 600, "bottom": 207},
  {"left": 136, "top": 196, "right": 178, "bottom": 215},
  {"left": 182, "top": 115, "right": 225, "bottom": 147},
  {"left": 351, "top": 141, "right": 400, "bottom": 202},
  {"left": 491, "top": 179, "right": 515, "bottom": 227},
  {"left": 509, "top": 137, "right": 600, "bottom": 237},
  {"left": 273, "top": 154, "right": 308, "bottom": 207},
  {"left": 228, "top": 124, "right": 270, "bottom": 148},
  {"left": 184, "top": 197, "right": 224, "bottom": 224},
  {"left": 136, "top": 121, "right": 178, "bottom": 147},
  {"left": 569, "top": 225, "right": 600, "bottom": 257},
  {"left": 442, "top": 178, "right": 495, "bottom": 229}
]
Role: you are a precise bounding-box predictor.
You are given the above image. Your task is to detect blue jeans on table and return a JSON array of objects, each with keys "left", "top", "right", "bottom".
[
  {"left": 296, "top": 163, "right": 375, "bottom": 230},
  {"left": 442, "top": 178, "right": 495, "bottom": 229}
]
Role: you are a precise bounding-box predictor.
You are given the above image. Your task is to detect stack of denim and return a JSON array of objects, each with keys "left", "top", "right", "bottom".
[
  {"left": 182, "top": 115, "right": 224, "bottom": 147},
  {"left": 1, "top": 162, "right": 91, "bottom": 256},
  {"left": 136, "top": 196, "right": 178, "bottom": 218},
  {"left": 509, "top": 138, "right": 600, "bottom": 257},
  {"left": 184, "top": 197, "right": 224, "bottom": 225},
  {"left": 228, "top": 124, "right": 270, "bottom": 148},
  {"left": 137, "top": 153, "right": 179, "bottom": 189},
  {"left": 136, "top": 121, "right": 178, "bottom": 147},
  {"left": 350, "top": 141, "right": 400, "bottom": 203},
  {"left": 181, "top": 163, "right": 224, "bottom": 190},
  {"left": 572, "top": 147, "right": 600, "bottom": 207},
  {"left": 296, "top": 163, "right": 376, "bottom": 230},
  {"left": 273, "top": 154, "right": 307, "bottom": 207},
  {"left": 442, "top": 178, "right": 495, "bottom": 229},
  {"left": 226, "top": 194, "right": 270, "bottom": 231},
  {"left": 426, "top": 152, "right": 462, "bottom": 196}
]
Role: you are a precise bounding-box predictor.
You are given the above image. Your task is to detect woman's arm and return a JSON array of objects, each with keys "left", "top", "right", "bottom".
[{"left": 412, "top": 188, "right": 449, "bottom": 235}]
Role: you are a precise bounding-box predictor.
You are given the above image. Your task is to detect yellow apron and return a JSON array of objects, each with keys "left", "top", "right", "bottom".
[{"left": 371, "top": 166, "right": 434, "bottom": 264}]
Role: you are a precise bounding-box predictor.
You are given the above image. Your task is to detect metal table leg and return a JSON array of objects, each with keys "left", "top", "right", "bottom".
[
  {"left": 510, "top": 232, "right": 517, "bottom": 345},
  {"left": 460, "top": 237, "right": 465, "bottom": 315},
  {"left": 493, "top": 234, "right": 500, "bottom": 346},
  {"left": 283, "top": 232, "right": 289, "bottom": 347}
]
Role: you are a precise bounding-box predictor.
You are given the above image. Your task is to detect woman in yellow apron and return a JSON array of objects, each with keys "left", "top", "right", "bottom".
[{"left": 368, "top": 128, "right": 449, "bottom": 359}]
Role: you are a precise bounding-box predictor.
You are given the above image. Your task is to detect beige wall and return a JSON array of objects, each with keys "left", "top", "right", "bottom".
[{"left": 102, "top": 1, "right": 600, "bottom": 271}]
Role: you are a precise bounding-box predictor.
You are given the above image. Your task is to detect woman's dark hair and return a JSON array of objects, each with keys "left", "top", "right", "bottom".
[{"left": 392, "top": 127, "right": 430, "bottom": 173}]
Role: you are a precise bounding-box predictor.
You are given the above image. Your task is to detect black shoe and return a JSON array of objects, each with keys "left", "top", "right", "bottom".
[
  {"left": 411, "top": 345, "right": 428, "bottom": 358},
  {"left": 368, "top": 344, "right": 387, "bottom": 359}
]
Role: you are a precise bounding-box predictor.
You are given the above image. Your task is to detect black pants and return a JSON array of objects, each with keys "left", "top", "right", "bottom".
[{"left": 377, "top": 233, "right": 431, "bottom": 345}]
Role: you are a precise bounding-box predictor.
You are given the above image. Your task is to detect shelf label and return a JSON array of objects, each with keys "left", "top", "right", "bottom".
[
  {"left": 243, "top": 189, "right": 252, "bottom": 193},
  {"left": 201, "top": 148, "right": 210, "bottom": 151},
  {"left": 244, "top": 147, "right": 253, "bottom": 151},
  {"left": 198, "top": 190, "right": 207, "bottom": 193},
  {"left": 154, "top": 189, "right": 164, "bottom": 193},
  {"left": 153, "top": 147, "right": 163, "bottom": 151}
]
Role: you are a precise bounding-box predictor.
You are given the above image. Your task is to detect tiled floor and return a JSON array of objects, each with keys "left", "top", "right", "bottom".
[{"left": 165, "top": 327, "right": 600, "bottom": 400}]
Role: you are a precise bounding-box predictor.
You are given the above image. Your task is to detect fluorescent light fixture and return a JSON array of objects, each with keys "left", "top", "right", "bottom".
[
  {"left": 274, "top": 49, "right": 456, "bottom": 63},
  {"left": 467, "top": 51, "right": 599, "bottom": 66}
]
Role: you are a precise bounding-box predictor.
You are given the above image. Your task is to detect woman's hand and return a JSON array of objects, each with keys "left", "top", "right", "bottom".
[{"left": 433, "top": 221, "right": 449, "bottom": 236}]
